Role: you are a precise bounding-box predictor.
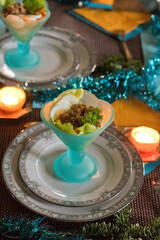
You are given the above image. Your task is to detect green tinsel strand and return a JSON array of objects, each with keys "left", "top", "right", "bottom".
[
  {"left": 93, "top": 54, "right": 142, "bottom": 76},
  {"left": 150, "top": 217, "right": 160, "bottom": 240},
  {"left": 125, "top": 224, "right": 153, "bottom": 240},
  {"left": 81, "top": 206, "right": 160, "bottom": 240},
  {"left": 82, "top": 221, "right": 113, "bottom": 238},
  {"left": 82, "top": 206, "right": 132, "bottom": 238}
]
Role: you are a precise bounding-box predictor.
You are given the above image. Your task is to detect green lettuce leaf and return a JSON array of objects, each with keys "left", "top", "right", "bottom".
[
  {"left": 50, "top": 118, "right": 77, "bottom": 135},
  {"left": 0, "top": 0, "right": 14, "bottom": 7},
  {"left": 78, "top": 123, "right": 97, "bottom": 135},
  {"left": 23, "top": 0, "right": 45, "bottom": 14},
  {"left": 50, "top": 117, "right": 97, "bottom": 135}
]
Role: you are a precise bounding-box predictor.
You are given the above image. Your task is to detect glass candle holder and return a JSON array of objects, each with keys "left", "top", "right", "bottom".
[
  {"left": 0, "top": 1, "right": 51, "bottom": 69},
  {"left": 130, "top": 126, "right": 160, "bottom": 161},
  {"left": 41, "top": 90, "right": 114, "bottom": 183},
  {"left": 0, "top": 86, "right": 26, "bottom": 112}
]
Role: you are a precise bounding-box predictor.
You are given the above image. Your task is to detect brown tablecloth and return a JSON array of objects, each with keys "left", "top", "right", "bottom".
[{"left": 0, "top": 1, "right": 160, "bottom": 239}]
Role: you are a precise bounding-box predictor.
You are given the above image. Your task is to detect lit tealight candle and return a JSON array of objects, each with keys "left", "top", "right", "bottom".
[
  {"left": 0, "top": 86, "right": 26, "bottom": 112},
  {"left": 130, "top": 126, "right": 160, "bottom": 154}
]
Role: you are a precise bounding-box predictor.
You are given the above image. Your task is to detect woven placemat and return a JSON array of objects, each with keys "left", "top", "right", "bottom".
[{"left": 0, "top": 109, "right": 159, "bottom": 240}]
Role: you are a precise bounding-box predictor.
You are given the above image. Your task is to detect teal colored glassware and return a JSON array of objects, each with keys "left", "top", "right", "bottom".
[
  {"left": 41, "top": 90, "right": 115, "bottom": 183},
  {"left": 0, "top": 2, "right": 51, "bottom": 69}
]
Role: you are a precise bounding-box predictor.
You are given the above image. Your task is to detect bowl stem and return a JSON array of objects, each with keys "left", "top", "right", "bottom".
[
  {"left": 54, "top": 148, "right": 98, "bottom": 183},
  {"left": 4, "top": 40, "right": 40, "bottom": 69}
]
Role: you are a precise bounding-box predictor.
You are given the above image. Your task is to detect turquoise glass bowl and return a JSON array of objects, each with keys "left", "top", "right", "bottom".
[
  {"left": 0, "top": 2, "right": 51, "bottom": 69},
  {"left": 41, "top": 90, "right": 115, "bottom": 183}
]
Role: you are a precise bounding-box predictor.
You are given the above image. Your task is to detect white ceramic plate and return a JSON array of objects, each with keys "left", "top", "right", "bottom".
[
  {"left": 2, "top": 123, "right": 143, "bottom": 222},
  {"left": 0, "top": 31, "right": 79, "bottom": 84},
  {"left": 19, "top": 128, "right": 131, "bottom": 206},
  {"left": 0, "top": 27, "right": 96, "bottom": 91}
]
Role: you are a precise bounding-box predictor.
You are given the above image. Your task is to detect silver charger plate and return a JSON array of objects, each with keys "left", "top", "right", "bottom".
[
  {"left": 19, "top": 128, "right": 132, "bottom": 206},
  {"left": 0, "top": 27, "right": 96, "bottom": 91},
  {"left": 2, "top": 122, "right": 143, "bottom": 222}
]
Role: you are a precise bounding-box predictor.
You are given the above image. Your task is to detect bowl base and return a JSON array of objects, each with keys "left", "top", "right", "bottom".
[
  {"left": 54, "top": 151, "right": 98, "bottom": 183},
  {"left": 4, "top": 48, "right": 40, "bottom": 69}
]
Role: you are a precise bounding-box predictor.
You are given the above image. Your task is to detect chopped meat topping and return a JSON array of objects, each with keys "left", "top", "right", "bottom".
[
  {"left": 57, "top": 104, "right": 103, "bottom": 129},
  {"left": 2, "top": 3, "right": 27, "bottom": 17}
]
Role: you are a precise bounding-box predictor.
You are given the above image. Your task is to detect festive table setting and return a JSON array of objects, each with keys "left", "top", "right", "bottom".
[{"left": 0, "top": 0, "right": 160, "bottom": 239}]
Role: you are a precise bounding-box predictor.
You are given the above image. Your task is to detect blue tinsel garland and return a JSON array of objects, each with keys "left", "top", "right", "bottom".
[
  {"left": 34, "top": 56, "right": 160, "bottom": 112},
  {"left": 0, "top": 216, "right": 85, "bottom": 239}
]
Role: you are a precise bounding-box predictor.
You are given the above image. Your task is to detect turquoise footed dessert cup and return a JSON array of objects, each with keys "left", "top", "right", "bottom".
[
  {"left": 0, "top": 2, "right": 51, "bottom": 69},
  {"left": 41, "top": 90, "right": 115, "bottom": 183}
]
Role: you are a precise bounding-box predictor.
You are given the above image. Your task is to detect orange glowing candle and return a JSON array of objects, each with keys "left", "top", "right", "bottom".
[
  {"left": 130, "top": 126, "right": 160, "bottom": 154},
  {"left": 0, "top": 86, "right": 26, "bottom": 112}
]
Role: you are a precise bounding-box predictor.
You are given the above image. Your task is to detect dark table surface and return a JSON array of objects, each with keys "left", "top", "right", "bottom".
[{"left": 0, "top": 1, "right": 160, "bottom": 239}]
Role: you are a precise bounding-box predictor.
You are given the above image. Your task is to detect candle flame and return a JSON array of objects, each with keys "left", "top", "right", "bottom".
[
  {"left": 1, "top": 93, "right": 19, "bottom": 105},
  {"left": 134, "top": 132, "right": 155, "bottom": 143}
]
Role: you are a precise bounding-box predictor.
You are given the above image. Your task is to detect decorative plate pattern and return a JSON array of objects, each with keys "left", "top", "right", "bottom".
[
  {"left": 19, "top": 128, "right": 131, "bottom": 206},
  {"left": 2, "top": 123, "right": 143, "bottom": 222}
]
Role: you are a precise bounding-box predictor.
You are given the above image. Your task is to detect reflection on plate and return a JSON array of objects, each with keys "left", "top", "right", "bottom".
[
  {"left": 19, "top": 129, "right": 131, "bottom": 206},
  {"left": 2, "top": 123, "right": 143, "bottom": 222},
  {"left": 0, "top": 27, "right": 96, "bottom": 91},
  {"left": 0, "top": 32, "right": 79, "bottom": 84},
  {"left": 43, "top": 26, "right": 96, "bottom": 76}
]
